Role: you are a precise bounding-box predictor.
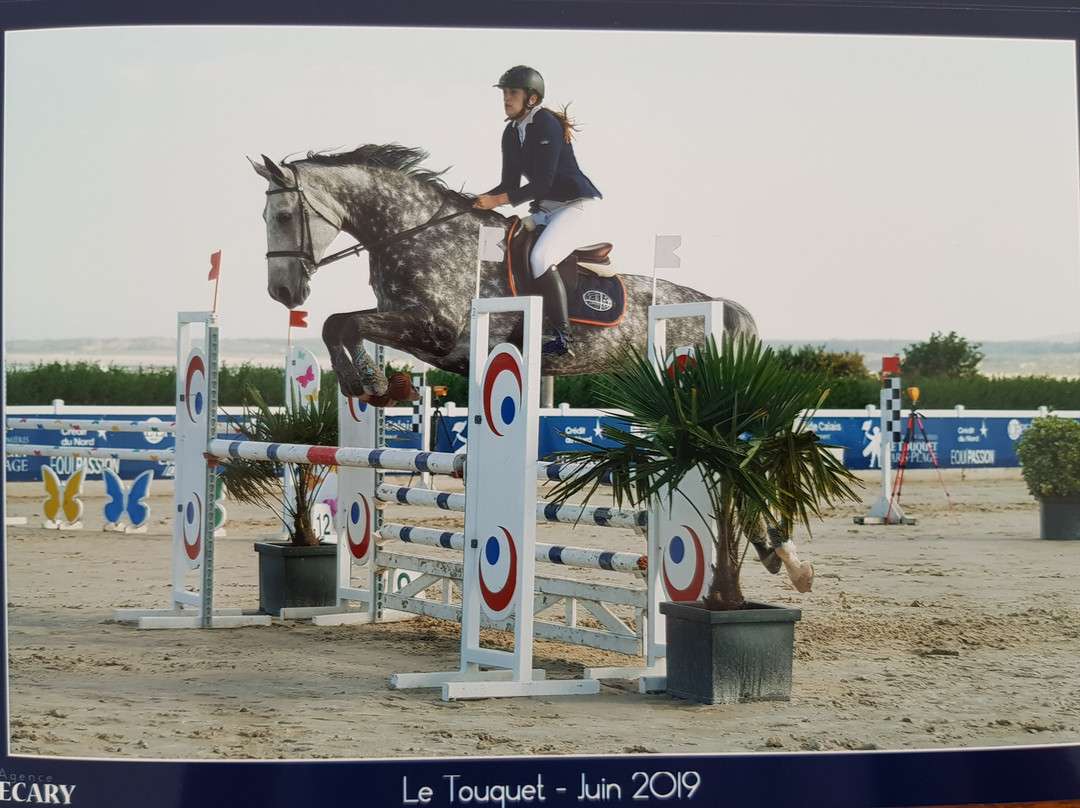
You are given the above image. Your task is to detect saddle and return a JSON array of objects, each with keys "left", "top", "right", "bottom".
[{"left": 505, "top": 217, "right": 627, "bottom": 327}]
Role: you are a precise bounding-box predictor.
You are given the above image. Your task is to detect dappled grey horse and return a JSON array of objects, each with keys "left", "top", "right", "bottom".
[{"left": 250, "top": 144, "right": 757, "bottom": 398}]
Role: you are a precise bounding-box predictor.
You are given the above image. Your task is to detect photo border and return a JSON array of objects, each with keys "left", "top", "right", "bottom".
[{"left": 2, "top": 2, "right": 1079, "bottom": 807}]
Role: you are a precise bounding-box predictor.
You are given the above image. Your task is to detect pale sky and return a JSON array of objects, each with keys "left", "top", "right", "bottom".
[{"left": 4, "top": 25, "right": 1079, "bottom": 346}]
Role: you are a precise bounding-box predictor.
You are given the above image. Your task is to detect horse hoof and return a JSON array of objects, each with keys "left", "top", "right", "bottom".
[{"left": 791, "top": 562, "right": 814, "bottom": 593}]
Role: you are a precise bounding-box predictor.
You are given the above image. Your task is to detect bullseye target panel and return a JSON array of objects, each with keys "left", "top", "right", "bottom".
[
  {"left": 176, "top": 346, "right": 210, "bottom": 572},
  {"left": 338, "top": 363, "right": 381, "bottom": 569},
  {"left": 471, "top": 343, "right": 528, "bottom": 622}
]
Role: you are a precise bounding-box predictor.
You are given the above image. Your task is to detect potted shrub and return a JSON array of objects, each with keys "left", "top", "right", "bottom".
[
  {"left": 217, "top": 386, "right": 339, "bottom": 615},
  {"left": 1014, "top": 415, "right": 1080, "bottom": 540},
  {"left": 548, "top": 333, "right": 863, "bottom": 703}
]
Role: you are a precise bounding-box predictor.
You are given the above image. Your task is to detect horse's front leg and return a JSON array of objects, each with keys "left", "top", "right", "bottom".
[{"left": 323, "top": 307, "right": 463, "bottom": 398}]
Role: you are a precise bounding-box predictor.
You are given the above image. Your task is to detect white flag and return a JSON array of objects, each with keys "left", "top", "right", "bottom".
[
  {"left": 653, "top": 235, "right": 682, "bottom": 269},
  {"left": 478, "top": 226, "right": 506, "bottom": 262}
]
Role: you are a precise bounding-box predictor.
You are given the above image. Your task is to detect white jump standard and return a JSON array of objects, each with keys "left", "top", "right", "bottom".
[
  {"left": 113, "top": 311, "right": 272, "bottom": 629},
  {"left": 389, "top": 297, "right": 603, "bottom": 699}
]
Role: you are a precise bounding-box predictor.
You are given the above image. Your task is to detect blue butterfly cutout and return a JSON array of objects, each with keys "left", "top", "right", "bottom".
[{"left": 103, "top": 469, "right": 153, "bottom": 527}]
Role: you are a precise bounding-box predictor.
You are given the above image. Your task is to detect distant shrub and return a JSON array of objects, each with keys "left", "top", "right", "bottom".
[
  {"left": 773, "top": 344, "right": 873, "bottom": 379},
  {"left": 1015, "top": 416, "right": 1080, "bottom": 499},
  {"left": 902, "top": 331, "right": 984, "bottom": 379}
]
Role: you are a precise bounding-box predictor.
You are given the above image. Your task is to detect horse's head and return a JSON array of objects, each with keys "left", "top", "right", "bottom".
[{"left": 250, "top": 155, "right": 343, "bottom": 308}]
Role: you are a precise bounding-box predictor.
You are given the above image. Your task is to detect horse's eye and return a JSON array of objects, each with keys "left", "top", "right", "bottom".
[{"left": 275, "top": 211, "right": 293, "bottom": 225}]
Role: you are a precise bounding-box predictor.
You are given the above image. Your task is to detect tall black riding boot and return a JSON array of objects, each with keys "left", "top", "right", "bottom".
[{"left": 533, "top": 268, "right": 575, "bottom": 357}]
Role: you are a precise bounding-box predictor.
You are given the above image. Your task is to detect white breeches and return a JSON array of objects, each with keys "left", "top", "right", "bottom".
[{"left": 528, "top": 197, "right": 600, "bottom": 279}]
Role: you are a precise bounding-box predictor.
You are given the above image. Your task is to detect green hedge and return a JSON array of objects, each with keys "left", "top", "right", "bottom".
[
  {"left": 6, "top": 362, "right": 1079, "bottom": 411},
  {"left": 425, "top": 370, "right": 1080, "bottom": 411},
  {"left": 6, "top": 362, "right": 286, "bottom": 407},
  {"left": 810, "top": 375, "right": 1079, "bottom": 411}
]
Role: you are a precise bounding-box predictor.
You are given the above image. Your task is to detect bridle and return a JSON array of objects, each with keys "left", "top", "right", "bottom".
[
  {"left": 264, "top": 163, "right": 474, "bottom": 279},
  {"left": 264, "top": 179, "right": 322, "bottom": 279}
]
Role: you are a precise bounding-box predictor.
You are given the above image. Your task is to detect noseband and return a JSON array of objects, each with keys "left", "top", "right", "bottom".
[{"left": 265, "top": 164, "right": 474, "bottom": 279}]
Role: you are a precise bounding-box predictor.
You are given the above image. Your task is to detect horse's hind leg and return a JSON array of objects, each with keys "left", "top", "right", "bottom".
[
  {"left": 774, "top": 541, "right": 813, "bottom": 593},
  {"left": 748, "top": 519, "right": 814, "bottom": 593},
  {"left": 748, "top": 518, "right": 783, "bottom": 574}
]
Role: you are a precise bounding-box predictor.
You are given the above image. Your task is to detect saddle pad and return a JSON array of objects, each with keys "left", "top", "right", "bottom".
[
  {"left": 505, "top": 217, "right": 626, "bottom": 327},
  {"left": 568, "top": 273, "right": 626, "bottom": 326}
]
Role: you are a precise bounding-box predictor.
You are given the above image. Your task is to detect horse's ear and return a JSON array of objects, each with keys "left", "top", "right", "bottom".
[
  {"left": 248, "top": 155, "right": 271, "bottom": 181},
  {"left": 248, "top": 154, "right": 289, "bottom": 187}
]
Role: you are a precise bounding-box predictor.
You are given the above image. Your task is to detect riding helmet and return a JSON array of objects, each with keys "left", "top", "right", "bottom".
[{"left": 494, "top": 65, "right": 545, "bottom": 103}]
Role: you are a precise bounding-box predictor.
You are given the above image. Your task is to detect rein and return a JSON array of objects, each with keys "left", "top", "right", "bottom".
[
  {"left": 264, "top": 165, "right": 474, "bottom": 276},
  {"left": 317, "top": 205, "right": 473, "bottom": 268}
]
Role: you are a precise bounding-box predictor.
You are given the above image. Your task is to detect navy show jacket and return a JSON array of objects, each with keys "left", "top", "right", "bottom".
[{"left": 488, "top": 107, "right": 602, "bottom": 212}]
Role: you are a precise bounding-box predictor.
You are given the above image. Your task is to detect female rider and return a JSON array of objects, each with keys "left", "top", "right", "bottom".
[{"left": 473, "top": 65, "right": 602, "bottom": 357}]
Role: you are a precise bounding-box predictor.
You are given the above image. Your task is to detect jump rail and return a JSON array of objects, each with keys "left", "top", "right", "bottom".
[
  {"left": 379, "top": 523, "right": 647, "bottom": 574},
  {"left": 207, "top": 439, "right": 464, "bottom": 475},
  {"left": 376, "top": 483, "right": 647, "bottom": 529}
]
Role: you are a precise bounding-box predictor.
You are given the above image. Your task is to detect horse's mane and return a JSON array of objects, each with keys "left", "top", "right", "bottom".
[{"left": 296, "top": 144, "right": 471, "bottom": 205}]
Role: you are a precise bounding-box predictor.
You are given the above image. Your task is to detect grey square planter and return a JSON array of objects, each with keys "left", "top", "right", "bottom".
[
  {"left": 253, "top": 541, "right": 338, "bottom": 616},
  {"left": 1039, "top": 497, "right": 1080, "bottom": 540},
  {"left": 659, "top": 600, "right": 801, "bottom": 704}
]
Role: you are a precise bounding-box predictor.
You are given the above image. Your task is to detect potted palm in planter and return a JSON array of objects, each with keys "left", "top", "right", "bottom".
[
  {"left": 548, "top": 333, "right": 863, "bottom": 703},
  {"left": 1014, "top": 415, "right": 1080, "bottom": 540},
  {"left": 217, "top": 386, "right": 339, "bottom": 615}
]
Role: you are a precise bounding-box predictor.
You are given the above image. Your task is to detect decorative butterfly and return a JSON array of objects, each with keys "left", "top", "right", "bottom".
[
  {"left": 42, "top": 466, "right": 85, "bottom": 525},
  {"left": 296, "top": 364, "right": 316, "bottom": 388},
  {"left": 103, "top": 469, "right": 153, "bottom": 528}
]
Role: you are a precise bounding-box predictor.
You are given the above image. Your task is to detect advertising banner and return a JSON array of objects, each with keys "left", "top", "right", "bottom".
[
  {"left": 800, "top": 413, "right": 1056, "bottom": 471},
  {"left": 8, "top": 411, "right": 1078, "bottom": 482}
]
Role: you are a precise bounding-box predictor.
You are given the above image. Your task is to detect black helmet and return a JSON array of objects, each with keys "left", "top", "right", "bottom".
[{"left": 494, "top": 65, "right": 545, "bottom": 103}]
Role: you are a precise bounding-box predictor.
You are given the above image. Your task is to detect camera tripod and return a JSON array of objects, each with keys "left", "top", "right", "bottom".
[{"left": 886, "top": 399, "right": 959, "bottom": 525}]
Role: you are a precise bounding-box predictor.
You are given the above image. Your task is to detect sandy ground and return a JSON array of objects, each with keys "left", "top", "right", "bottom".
[{"left": 3, "top": 468, "right": 1078, "bottom": 761}]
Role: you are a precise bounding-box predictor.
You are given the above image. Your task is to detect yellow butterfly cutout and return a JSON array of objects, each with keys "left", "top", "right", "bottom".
[{"left": 42, "top": 466, "right": 85, "bottom": 524}]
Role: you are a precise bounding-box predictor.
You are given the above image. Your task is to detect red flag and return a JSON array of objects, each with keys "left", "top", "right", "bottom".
[
  {"left": 208, "top": 251, "right": 222, "bottom": 281},
  {"left": 882, "top": 356, "right": 901, "bottom": 374},
  {"left": 289, "top": 310, "right": 309, "bottom": 328}
]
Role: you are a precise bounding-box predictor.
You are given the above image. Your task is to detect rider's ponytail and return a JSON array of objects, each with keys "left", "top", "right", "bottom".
[{"left": 547, "top": 103, "right": 582, "bottom": 143}]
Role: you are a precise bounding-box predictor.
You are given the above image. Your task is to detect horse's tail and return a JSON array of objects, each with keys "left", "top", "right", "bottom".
[{"left": 720, "top": 298, "right": 758, "bottom": 338}]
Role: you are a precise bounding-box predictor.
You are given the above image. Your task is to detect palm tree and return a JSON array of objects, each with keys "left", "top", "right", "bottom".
[
  {"left": 547, "top": 333, "right": 863, "bottom": 611},
  {"left": 217, "top": 386, "right": 338, "bottom": 546}
]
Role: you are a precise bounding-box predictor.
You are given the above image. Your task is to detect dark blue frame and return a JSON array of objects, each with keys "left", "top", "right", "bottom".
[{"left": 3, "top": 3, "right": 1079, "bottom": 806}]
